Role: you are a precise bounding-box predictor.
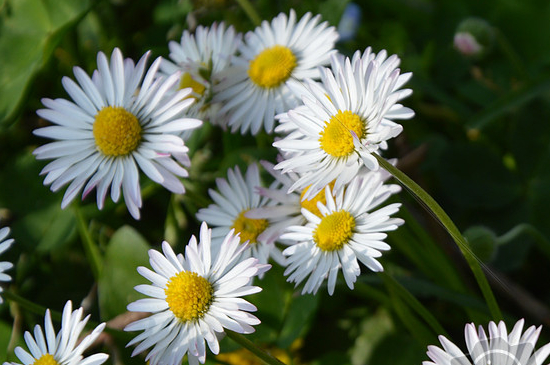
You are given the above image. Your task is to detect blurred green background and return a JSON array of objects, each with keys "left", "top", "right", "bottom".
[{"left": 2, "top": 0, "right": 550, "bottom": 364}]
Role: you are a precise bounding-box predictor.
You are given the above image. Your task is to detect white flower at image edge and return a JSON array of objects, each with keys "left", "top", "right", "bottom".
[
  {"left": 4, "top": 301, "right": 108, "bottom": 365},
  {"left": 424, "top": 319, "right": 550, "bottom": 365},
  {"left": 125, "top": 222, "right": 271, "bottom": 365},
  {"left": 33, "top": 48, "right": 202, "bottom": 219},
  {"left": 0, "top": 226, "right": 14, "bottom": 304}
]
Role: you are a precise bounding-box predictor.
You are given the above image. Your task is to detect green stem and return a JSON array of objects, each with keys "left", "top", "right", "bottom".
[
  {"left": 234, "top": 0, "right": 262, "bottom": 26},
  {"left": 3, "top": 291, "right": 62, "bottom": 321},
  {"left": 497, "top": 223, "right": 550, "bottom": 261},
  {"left": 372, "top": 153, "right": 502, "bottom": 320},
  {"left": 225, "top": 330, "right": 287, "bottom": 365},
  {"left": 74, "top": 206, "right": 102, "bottom": 280}
]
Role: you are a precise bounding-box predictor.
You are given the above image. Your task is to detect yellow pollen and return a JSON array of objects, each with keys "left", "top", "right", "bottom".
[
  {"left": 33, "top": 354, "right": 59, "bottom": 365},
  {"left": 179, "top": 72, "right": 206, "bottom": 98},
  {"left": 313, "top": 210, "right": 355, "bottom": 252},
  {"left": 232, "top": 210, "right": 269, "bottom": 244},
  {"left": 248, "top": 45, "right": 297, "bottom": 88},
  {"left": 300, "top": 182, "right": 335, "bottom": 217},
  {"left": 93, "top": 106, "right": 142, "bottom": 156},
  {"left": 165, "top": 271, "right": 214, "bottom": 323},
  {"left": 319, "top": 110, "right": 365, "bottom": 158}
]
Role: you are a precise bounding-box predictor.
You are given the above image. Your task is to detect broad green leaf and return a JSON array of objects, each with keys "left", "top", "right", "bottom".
[
  {"left": 0, "top": 0, "right": 91, "bottom": 126},
  {"left": 98, "top": 225, "right": 151, "bottom": 321}
]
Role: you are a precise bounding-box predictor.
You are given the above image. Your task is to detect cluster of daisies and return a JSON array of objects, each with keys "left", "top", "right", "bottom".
[{"left": 1, "top": 8, "right": 549, "bottom": 365}]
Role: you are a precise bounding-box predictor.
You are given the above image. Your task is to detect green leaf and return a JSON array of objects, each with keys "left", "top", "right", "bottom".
[
  {"left": 98, "top": 225, "right": 151, "bottom": 321},
  {"left": 0, "top": 0, "right": 91, "bottom": 126}
]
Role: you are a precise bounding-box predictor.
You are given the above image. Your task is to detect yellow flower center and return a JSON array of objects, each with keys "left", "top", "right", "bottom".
[
  {"left": 232, "top": 210, "right": 269, "bottom": 244},
  {"left": 33, "top": 354, "right": 59, "bottom": 365},
  {"left": 313, "top": 210, "right": 355, "bottom": 252},
  {"left": 248, "top": 45, "right": 297, "bottom": 88},
  {"left": 300, "top": 182, "right": 335, "bottom": 217},
  {"left": 165, "top": 271, "right": 214, "bottom": 323},
  {"left": 319, "top": 110, "right": 365, "bottom": 158},
  {"left": 179, "top": 72, "right": 206, "bottom": 98},
  {"left": 93, "top": 106, "right": 142, "bottom": 156}
]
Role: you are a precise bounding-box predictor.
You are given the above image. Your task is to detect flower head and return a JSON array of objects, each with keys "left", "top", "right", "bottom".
[
  {"left": 196, "top": 164, "right": 285, "bottom": 268},
  {"left": 0, "top": 226, "right": 14, "bottom": 304},
  {"left": 280, "top": 170, "right": 403, "bottom": 295},
  {"left": 125, "top": 222, "right": 270, "bottom": 365},
  {"left": 160, "top": 23, "right": 242, "bottom": 126},
  {"left": 33, "top": 48, "right": 202, "bottom": 219},
  {"left": 424, "top": 319, "right": 550, "bottom": 365},
  {"left": 273, "top": 47, "right": 413, "bottom": 200},
  {"left": 6, "top": 301, "right": 108, "bottom": 365},
  {"left": 215, "top": 9, "right": 338, "bottom": 135}
]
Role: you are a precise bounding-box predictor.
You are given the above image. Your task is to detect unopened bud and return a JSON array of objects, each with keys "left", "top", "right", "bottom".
[{"left": 454, "top": 17, "right": 494, "bottom": 58}]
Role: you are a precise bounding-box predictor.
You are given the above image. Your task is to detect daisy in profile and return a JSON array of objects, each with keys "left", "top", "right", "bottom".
[
  {"left": 125, "top": 222, "right": 270, "bottom": 365},
  {"left": 6, "top": 300, "right": 108, "bottom": 365},
  {"left": 196, "top": 164, "right": 284, "bottom": 267},
  {"left": 424, "top": 319, "right": 550, "bottom": 365},
  {"left": 33, "top": 48, "right": 202, "bottom": 219},
  {"left": 0, "top": 226, "right": 14, "bottom": 304},
  {"left": 281, "top": 171, "right": 403, "bottom": 295},
  {"left": 273, "top": 47, "right": 414, "bottom": 200},
  {"left": 215, "top": 9, "right": 338, "bottom": 135},
  {"left": 160, "top": 22, "right": 242, "bottom": 125}
]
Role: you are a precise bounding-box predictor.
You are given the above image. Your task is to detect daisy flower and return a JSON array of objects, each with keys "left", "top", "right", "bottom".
[
  {"left": 0, "top": 226, "right": 14, "bottom": 304},
  {"left": 159, "top": 22, "right": 242, "bottom": 126},
  {"left": 196, "top": 164, "right": 285, "bottom": 268},
  {"left": 273, "top": 47, "right": 414, "bottom": 200},
  {"left": 6, "top": 300, "right": 108, "bottom": 365},
  {"left": 214, "top": 9, "right": 338, "bottom": 135},
  {"left": 124, "top": 222, "right": 270, "bottom": 365},
  {"left": 424, "top": 319, "right": 550, "bottom": 365},
  {"left": 280, "top": 171, "right": 403, "bottom": 295},
  {"left": 33, "top": 48, "right": 202, "bottom": 219},
  {"left": 248, "top": 159, "right": 401, "bottom": 246}
]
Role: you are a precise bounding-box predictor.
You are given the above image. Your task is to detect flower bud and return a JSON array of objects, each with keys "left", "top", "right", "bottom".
[{"left": 454, "top": 17, "right": 494, "bottom": 58}]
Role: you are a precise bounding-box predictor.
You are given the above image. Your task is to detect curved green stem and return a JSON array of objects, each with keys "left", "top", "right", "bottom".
[
  {"left": 3, "top": 291, "right": 60, "bottom": 320},
  {"left": 234, "top": 0, "right": 262, "bottom": 26},
  {"left": 225, "top": 330, "right": 287, "bottom": 365},
  {"left": 372, "top": 153, "right": 502, "bottom": 320},
  {"left": 74, "top": 205, "right": 102, "bottom": 280},
  {"left": 497, "top": 223, "right": 550, "bottom": 260}
]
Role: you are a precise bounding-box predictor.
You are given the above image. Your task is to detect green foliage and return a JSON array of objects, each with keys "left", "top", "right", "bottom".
[{"left": 98, "top": 225, "right": 151, "bottom": 321}]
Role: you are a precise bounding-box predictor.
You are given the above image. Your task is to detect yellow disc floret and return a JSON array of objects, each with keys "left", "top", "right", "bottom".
[
  {"left": 165, "top": 271, "right": 214, "bottom": 323},
  {"left": 179, "top": 72, "right": 206, "bottom": 98},
  {"left": 313, "top": 210, "right": 355, "bottom": 252},
  {"left": 300, "top": 182, "right": 335, "bottom": 217},
  {"left": 232, "top": 210, "right": 269, "bottom": 244},
  {"left": 93, "top": 106, "right": 142, "bottom": 156},
  {"left": 248, "top": 45, "right": 297, "bottom": 88},
  {"left": 319, "top": 110, "right": 365, "bottom": 158},
  {"left": 33, "top": 354, "right": 59, "bottom": 365}
]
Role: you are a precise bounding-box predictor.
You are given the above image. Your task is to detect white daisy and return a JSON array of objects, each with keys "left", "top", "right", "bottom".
[
  {"left": 214, "top": 9, "right": 338, "bottom": 135},
  {"left": 6, "top": 300, "right": 108, "bottom": 365},
  {"left": 33, "top": 48, "right": 202, "bottom": 219},
  {"left": 160, "top": 22, "right": 242, "bottom": 126},
  {"left": 196, "top": 164, "right": 285, "bottom": 268},
  {"left": 248, "top": 159, "right": 400, "bottom": 246},
  {"left": 0, "top": 226, "right": 14, "bottom": 304},
  {"left": 424, "top": 319, "right": 550, "bottom": 365},
  {"left": 280, "top": 171, "right": 403, "bottom": 295},
  {"left": 273, "top": 47, "right": 414, "bottom": 200},
  {"left": 124, "top": 222, "right": 270, "bottom": 365}
]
